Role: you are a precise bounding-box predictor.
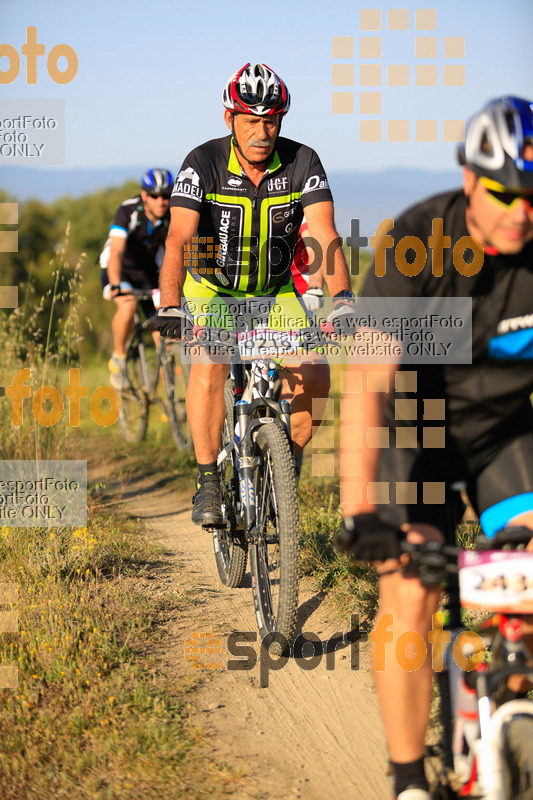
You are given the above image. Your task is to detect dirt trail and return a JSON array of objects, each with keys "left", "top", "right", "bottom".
[{"left": 99, "top": 466, "right": 392, "bottom": 800}]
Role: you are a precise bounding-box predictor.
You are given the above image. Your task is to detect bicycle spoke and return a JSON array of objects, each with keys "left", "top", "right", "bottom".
[
  {"left": 212, "top": 381, "right": 247, "bottom": 588},
  {"left": 250, "top": 422, "right": 299, "bottom": 645},
  {"left": 117, "top": 350, "right": 149, "bottom": 442}
]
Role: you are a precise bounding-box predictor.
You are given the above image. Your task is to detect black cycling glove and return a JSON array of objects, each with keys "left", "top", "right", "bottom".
[
  {"left": 336, "top": 512, "right": 405, "bottom": 562},
  {"left": 154, "top": 306, "right": 191, "bottom": 339},
  {"left": 327, "top": 290, "right": 357, "bottom": 336}
]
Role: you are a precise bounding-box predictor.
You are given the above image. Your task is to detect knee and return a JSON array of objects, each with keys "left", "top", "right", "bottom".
[
  {"left": 379, "top": 579, "right": 438, "bottom": 633},
  {"left": 189, "top": 364, "right": 226, "bottom": 395},
  {"left": 114, "top": 298, "right": 136, "bottom": 319}
]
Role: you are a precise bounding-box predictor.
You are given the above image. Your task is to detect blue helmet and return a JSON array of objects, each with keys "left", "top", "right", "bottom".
[
  {"left": 458, "top": 96, "right": 533, "bottom": 189},
  {"left": 141, "top": 168, "right": 173, "bottom": 197}
]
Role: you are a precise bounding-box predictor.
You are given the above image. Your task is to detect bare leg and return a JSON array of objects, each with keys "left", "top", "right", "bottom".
[
  {"left": 280, "top": 359, "right": 330, "bottom": 453},
  {"left": 186, "top": 359, "right": 228, "bottom": 463},
  {"left": 111, "top": 295, "right": 136, "bottom": 357},
  {"left": 373, "top": 524, "right": 443, "bottom": 763}
]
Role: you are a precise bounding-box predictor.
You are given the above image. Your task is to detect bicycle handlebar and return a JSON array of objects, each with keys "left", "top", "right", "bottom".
[
  {"left": 476, "top": 525, "right": 533, "bottom": 550},
  {"left": 400, "top": 540, "right": 459, "bottom": 587},
  {"left": 115, "top": 287, "right": 159, "bottom": 302},
  {"left": 396, "top": 526, "right": 532, "bottom": 587}
]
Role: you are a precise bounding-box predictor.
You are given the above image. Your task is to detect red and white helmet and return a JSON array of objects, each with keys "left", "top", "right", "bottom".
[{"left": 222, "top": 63, "right": 290, "bottom": 116}]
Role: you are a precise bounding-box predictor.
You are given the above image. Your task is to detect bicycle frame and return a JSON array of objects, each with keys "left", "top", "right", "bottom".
[
  {"left": 129, "top": 307, "right": 164, "bottom": 397},
  {"left": 220, "top": 354, "right": 292, "bottom": 543},
  {"left": 433, "top": 522, "right": 533, "bottom": 799}
]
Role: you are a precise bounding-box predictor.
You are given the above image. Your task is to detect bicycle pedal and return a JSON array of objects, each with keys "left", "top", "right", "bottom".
[{"left": 203, "top": 521, "right": 228, "bottom": 531}]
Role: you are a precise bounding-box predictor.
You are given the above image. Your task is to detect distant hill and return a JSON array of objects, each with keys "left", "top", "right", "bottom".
[
  {"left": 0, "top": 165, "right": 155, "bottom": 203},
  {"left": 328, "top": 169, "right": 460, "bottom": 242},
  {"left": 0, "top": 165, "right": 460, "bottom": 243}
]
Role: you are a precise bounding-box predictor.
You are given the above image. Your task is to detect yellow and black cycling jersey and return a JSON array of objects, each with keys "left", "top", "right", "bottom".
[{"left": 170, "top": 134, "right": 332, "bottom": 293}]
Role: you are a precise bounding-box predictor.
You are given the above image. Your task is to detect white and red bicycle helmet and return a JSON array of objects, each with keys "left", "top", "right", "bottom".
[{"left": 222, "top": 62, "right": 291, "bottom": 116}]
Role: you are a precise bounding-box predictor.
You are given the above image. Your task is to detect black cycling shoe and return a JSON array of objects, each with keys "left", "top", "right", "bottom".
[{"left": 191, "top": 480, "right": 224, "bottom": 527}]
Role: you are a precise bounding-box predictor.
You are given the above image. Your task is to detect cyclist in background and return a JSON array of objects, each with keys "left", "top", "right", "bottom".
[
  {"left": 339, "top": 96, "right": 533, "bottom": 799},
  {"left": 156, "top": 62, "right": 353, "bottom": 526},
  {"left": 101, "top": 168, "right": 173, "bottom": 390}
]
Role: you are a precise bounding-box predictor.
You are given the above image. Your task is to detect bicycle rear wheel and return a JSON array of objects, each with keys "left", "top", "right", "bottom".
[
  {"left": 213, "top": 382, "right": 248, "bottom": 588},
  {"left": 249, "top": 420, "right": 299, "bottom": 646},
  {"left": 161, "top": 340, "right": 190, "bottom": 451},
  {"left": 504, "top": 715, "right": 533, "bottom": 799},
  {"left": 118, "top": 345, "right": 149, "bottom": 442}
]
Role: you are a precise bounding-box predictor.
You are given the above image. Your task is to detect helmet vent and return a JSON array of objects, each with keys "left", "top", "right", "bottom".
[
  {"left": 480, "top": 131, "right": 493, "bottom": 157},
  {"left": 505, "top": 110, "right": 516, "bottom": 137}
]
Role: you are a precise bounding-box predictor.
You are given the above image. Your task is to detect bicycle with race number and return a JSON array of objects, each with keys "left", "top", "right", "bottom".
[
  {"left": 196, "top": 321, "right": 338, "bottom": 646},
  {"left": 115, "top": 288, "right": 190, "bottom": 450},
  {"left": 403, "top": 520, "right": 533, "bottom": 799}
]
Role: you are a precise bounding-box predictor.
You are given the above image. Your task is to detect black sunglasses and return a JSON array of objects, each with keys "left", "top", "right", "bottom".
[{"left": 480, "top": 177, "right": 533, "bottom": 210}]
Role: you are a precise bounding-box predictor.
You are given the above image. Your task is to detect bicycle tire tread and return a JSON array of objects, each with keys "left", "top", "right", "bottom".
[
  {"left": 251, "top": 421, "right": 299, "bottom": 645},
  {"left": 162, "top": 349, "right": 188, "bottom": 451},
  {"left": 118, "top": 349, "right": 149, "bottom": 442},
  {"left": 214, "top": 383, "right": 247, "bottom": 588}
]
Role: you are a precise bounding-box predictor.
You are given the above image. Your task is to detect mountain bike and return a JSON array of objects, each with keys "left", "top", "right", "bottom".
[
  {"left": 403, "top": 522, "right": 533, "bottom": 799},
  {"left": 197, "top": 321, "right": 338, "bottom": 646},
  {"left": 116, "top": 288, "right": 190, "bottom": 450}
]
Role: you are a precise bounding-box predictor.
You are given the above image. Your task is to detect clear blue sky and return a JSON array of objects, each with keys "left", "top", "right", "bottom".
[{"left": 1, "top": 0, "right": 532, "bottom": 175}]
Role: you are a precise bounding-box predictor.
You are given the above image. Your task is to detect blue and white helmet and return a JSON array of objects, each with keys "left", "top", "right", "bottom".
[
  {"left": 141, "top": 168, "right": 173, "bottom": 196},
  {"left": 458, "top": 96, "right": 533, "bottom": 189}
]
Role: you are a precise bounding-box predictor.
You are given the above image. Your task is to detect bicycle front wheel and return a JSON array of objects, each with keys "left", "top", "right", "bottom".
[
  {"left": 213, "top": 382, "right": 248, "bottom": 588},
  {"left": 118, "top": 346, "right": 149, "bottom": 442},
  {"left": 504, "top": 715, "right": 533, "bottom": 799},
  {"left": 161, "top": 341, "right": 190, "bottom": 451},
  {"left": 249, "top": 420, "right": 299, "bottom": 646}
]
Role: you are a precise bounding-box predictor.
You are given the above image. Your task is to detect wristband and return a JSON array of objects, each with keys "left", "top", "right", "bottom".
[{"left": 109, "top": 283, "right": 121, "bottom": 291}]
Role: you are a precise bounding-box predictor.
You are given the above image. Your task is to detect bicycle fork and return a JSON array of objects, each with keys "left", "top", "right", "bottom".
[
  {"left": 233, "top": 398, "right": 291, "bottom": 543},
  {"left": 474, "top": 625, "right": 533, "bottom": 800},
  {"left": 442, "top": 621, "right": 533, "bottom": 799}
]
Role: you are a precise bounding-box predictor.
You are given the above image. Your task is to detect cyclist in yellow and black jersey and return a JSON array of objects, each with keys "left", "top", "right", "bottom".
[{"left": 156, "top": 62, "right": 352, "bottom": 525}]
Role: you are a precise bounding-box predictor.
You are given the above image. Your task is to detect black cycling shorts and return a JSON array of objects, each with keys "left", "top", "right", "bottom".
[{"left": 375, "top": 430, "right": 533, "bottom": 538}]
